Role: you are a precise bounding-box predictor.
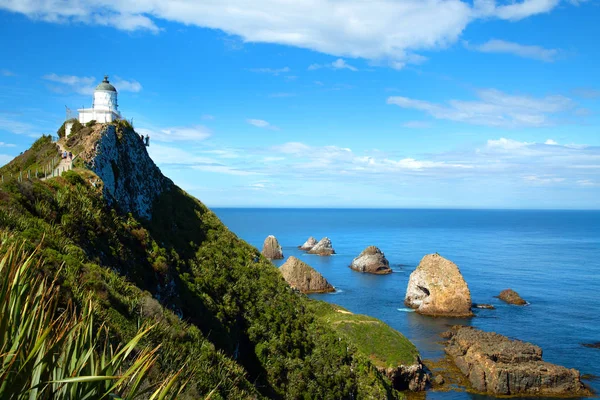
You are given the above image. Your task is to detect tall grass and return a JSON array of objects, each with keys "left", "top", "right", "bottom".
[{"left": 0, "top": 240, "right": 186, "bottom": 400}]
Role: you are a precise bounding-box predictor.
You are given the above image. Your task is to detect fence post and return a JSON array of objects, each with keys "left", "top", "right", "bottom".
[
  {"left": 27, "top": 170, "right": 30, "bottom": 179},
  {"left": 19, "top": 171, "right": 22, "bottom": 182}
]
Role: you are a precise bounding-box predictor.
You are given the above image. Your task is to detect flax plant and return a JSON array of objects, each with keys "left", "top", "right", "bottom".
[{"left": 0, "top": 241, "right": 186, "bottom": 400}]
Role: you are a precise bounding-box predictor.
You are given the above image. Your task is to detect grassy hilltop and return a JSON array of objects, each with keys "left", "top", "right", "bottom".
[{"left": 0, "top": 122, "right": 418, "bottom": 399}]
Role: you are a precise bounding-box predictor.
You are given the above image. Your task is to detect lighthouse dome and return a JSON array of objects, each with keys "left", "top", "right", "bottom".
[{"left": 96, "top": 75, "right": 117, "bottom": 92}]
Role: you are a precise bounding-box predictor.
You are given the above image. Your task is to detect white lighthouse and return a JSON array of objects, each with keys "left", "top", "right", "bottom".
[{"left": 77, "top": 75, "right": 121, "bottom": 124}]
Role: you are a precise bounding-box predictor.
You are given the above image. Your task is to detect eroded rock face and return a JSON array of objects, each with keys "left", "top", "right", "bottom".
[
  {"left": 350, "top": 246, "right": 391, "bottom": 274},
  {"left": 279, "top": 256, "right": 334, "bottom": 294},
  {"left": 445, "top": 327, "right": 590, "bottom": 396},
  {"left": 405, "top": 254, "right": 473, "bottom": 317},
  {"left": 91, "top": 124, "right": 173, "bottom": 220},
  {"left": 262, "top": 235, "right": 283, "bottom": 259},
  {"left": 298, "top": 236, "right": 318, "bottom": 251},
  {"left": 498, "top": 289, "right": 527, "bottom": 305},
  {"left": 381, "top": 361, "right": 429, "bottom": 392},
  {"left": 308, "top": 237, "right": 335, "bottom": 256}
]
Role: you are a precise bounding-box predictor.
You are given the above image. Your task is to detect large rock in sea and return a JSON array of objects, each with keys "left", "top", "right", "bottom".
[
  {"left": 308, "top": 237, "right": 335, "bottom": 256},
  {"left": 279, "top": 256, "right": 334, "bottom": 294},
  {"left": 404, "top": 254, "right": 473, "bottom": 317},
  {"left": 445, "top": 326, "right": 590, "bottom": 396},
  {"left": 350, "top": 246, "right": 392, "bottom": 274},
  {"left": 298, "top": 236, "right": 317, "bottom": 251},
  {"left": 261, "top": 235, "right": 283, "bottom": 260},
  {"left": 498, "top": 288, "right": 527, "bottom": 305}
]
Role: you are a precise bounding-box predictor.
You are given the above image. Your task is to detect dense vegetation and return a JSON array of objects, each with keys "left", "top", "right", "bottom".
[
  {"left": 0, "top": 126, "right": 412, "bottom": 399},
  {"left": 0, "top": 135, "right": 59, "bottom": 178}
]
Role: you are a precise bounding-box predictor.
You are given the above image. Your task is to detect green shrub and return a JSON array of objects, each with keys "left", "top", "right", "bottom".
[{"left": 86, "top": 120, "right": 97, "bottom": 127}]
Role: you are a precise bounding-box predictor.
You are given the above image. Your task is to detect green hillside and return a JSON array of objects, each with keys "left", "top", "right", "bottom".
[{"left": 0, "top": 123, "right": 417, "bottom": 399}]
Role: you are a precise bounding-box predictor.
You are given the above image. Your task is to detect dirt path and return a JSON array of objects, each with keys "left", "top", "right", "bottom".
[{"left": 41, "top": 142, "right": 74, "bottom": 180}]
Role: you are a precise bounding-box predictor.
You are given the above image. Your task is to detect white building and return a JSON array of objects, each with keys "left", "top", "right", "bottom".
[{"left": 78, "top": 75, "right": 121, "bottom": 125}]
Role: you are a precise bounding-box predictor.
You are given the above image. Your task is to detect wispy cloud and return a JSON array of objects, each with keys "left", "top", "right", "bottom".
[
  {"left": 402, "top": 121, "right": 431, "bottom": 129},
  {"left": 2, "top": 1, "right": 577, "bottom": 69},
  {"left": 0, "top": 142, "right": 16, "bottom": 147},
  {"left": 387, "top": 89, "right": 574, "bottom": 128},
  {"left": 112, "top": 76, "right": 143, "bottom": 92},
  {"left": 0, "top": 154, "right": 14, "bottom": 166},
  {"left": 248, "top": 67, "right": 290, "bottom": 76},
  {"left": 1, "top": 69, "right": 15, "bottom": 77},
  {"left": 137, "top": 125, "right": 211, "bottom": 142},
  {"left": 465, "top": 39, "right": 560, "bottom": 62},
  {"left": 247, "top": 119, "right": 279, "bottom": 130},
  {"left": 0, "top": 113, "right": 41, "bottom": 136},
  {"left": 269, "top": 92, "right": 296, "bottom": 98},
  {"left": 309, "top": 58, "right": 358, "bottom": 71},
  {"left": 201, "top": 114, "right": 215, "bottom": 120},
  {"left": 42, "top": 74, "right": 142, "bottom": 95}
]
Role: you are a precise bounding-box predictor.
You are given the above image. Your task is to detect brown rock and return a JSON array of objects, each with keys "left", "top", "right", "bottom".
[
  {"left": 434, "top": 374, "right": 445, "bottom": 385},
  {"left": 308, "top": 237, "right": 335, "bottom": 256},
  {"left": 381, "top": 362, "right": 429, "bottom": 391},
  {"left": 404, "top": 254, "right": 473, "bottom": 317},
  {"left": 473, "top": 303, "right": 496, "bottom": 310},
  {"left": 261, "top": 235, "right": 283, "bottom": 260},
  {"left": 298, "top": 236, "right": 317, "bottom": 250},
  {"left": 498, "top": 289, "right": 527, "bottom": 305},
  {"left": 350, "top": 246, "right": 392, "bottom": 274},
  {"left": 445, "top": 326, "right": 590, "bottom": 396},
  {"left": 279, "top": 256, "right": 335, "bottom": 294}
]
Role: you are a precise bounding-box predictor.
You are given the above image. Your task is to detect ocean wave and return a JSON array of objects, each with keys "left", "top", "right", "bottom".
[{"left": 397, "top": 308, "right": 415, "bottom": 313}]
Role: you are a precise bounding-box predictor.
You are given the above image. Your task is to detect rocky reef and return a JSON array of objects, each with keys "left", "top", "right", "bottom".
[
  {"left": 498, "top": 288, "right": 527, "bottom": 305},
  {"left": 298, "top": 236, "right": 317, "bottom": 250},
  {"left": 261, "top": 235, "right": 283, "bottom": 259},
  {"left": 308, "top": 237, "right": 335, "bottom": 256},
  {"left": 405, "top": 254, "right": 473, "bottom": 317},
  {"left": 350, "top": 246, "right": 392, "bottom": 274},
  {"left": 279, "top": 256, "right": 334, "bottom": 294},
  {"left": 445, "top": 326, "right": 590, "bottom": 396}
]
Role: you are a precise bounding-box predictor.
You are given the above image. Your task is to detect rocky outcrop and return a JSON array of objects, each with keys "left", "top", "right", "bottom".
[
  {"left": 498, "top": 289, "right": 527, "bottom": 305},
  {"left": 262, "top": 235, "right": 283, "bottom": 259},
  {"left": 308, "top": 237, "right": 335, "bottom": 256},
  {"left": 90, "top": 124, "right": 173, "bottom": 220},
  {"left": 279, "top": 256, "right": 334, "bottom": 294},
  {"left": 404, "top": 254, "right": 473, "bottom": 317},
  {"left": 445, "top": 326, "right": 590, "bottom": 396},
  {"left": 381, "top": 361, "right": 429, "bottom": 391},
  {"left": 350, "top": 246, "right": 392, "bottom": 274},
  {"left": 298, "top": 236, "right": 317, "bottom": 251}
]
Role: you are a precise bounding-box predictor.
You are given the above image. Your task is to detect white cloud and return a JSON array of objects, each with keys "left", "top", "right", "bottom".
[
  {"left": 523, "top": 175, "right": 566, "bottom": 184},
  {"left": 487, "top": 138, "right": 532, "bottom": 150},
  {"left": 387, "top": 89, "right": 574, "bottom": 128},
  {"left": 137, "top": 125, "right": 211, "bottom": 142},
  {"left": 0, "top": 142, "right": 16, "bottom": 147},
  {"left": 0, "top": 114, "right": 41, "bottom": 136},
  {"left": 1, "top": 69, "right": 15, "bottom": 77},
  {"left": 0, "top": 154, "right": 13, "bottom": 166},
  {"left": 191, "top": 165, "right": 259, "bottom": 176},
  {"left": 201, "top": 114, "right": 215, "bottom": 120},
  {"left": 249, "top": 67, "right": 290, "bottom": 76},
  {"left": 466, "top": 39, "right": 559, "bottom": 62},
  {"left": 545, "top": 139, "right": 558, "bottom": 145},
  {"left": 402, "top": 121, "right": 431, "bottom": 129},
  {"left": 0, "top": 0, "right": 577, "bottom": 68},
  {"left": 269, "top": 92, "right": 296, "bottom": 98},
  {"left": 247, "top": 119, "right": 279, "bottom": 130},
  {"left": 43, "top": 74, "right": 142, "bottom": 94},
  {"left": 309, "top": 58, "right": 358, "bottom": 71}
]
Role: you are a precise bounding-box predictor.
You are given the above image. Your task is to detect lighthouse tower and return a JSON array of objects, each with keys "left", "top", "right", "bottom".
[{"left": 77, "top": 75, "right": 121, "bottom": 124}]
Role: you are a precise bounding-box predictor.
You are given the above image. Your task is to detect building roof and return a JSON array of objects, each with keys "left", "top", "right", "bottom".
[{"left": 95, "top": 75, "right": 117, "bottom": 92}]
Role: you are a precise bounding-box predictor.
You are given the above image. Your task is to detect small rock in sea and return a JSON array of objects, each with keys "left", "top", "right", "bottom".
[
  {"left": 434, "top": 374, "right": 445, "bottom": 385},
  {"left": 582, "top": 342, "right": 600, "bottom": 349},
  {"left": 404, "top": 254, "right": 473, "bottom": 317},
  {"left": 279, "top": 256, "right": 335, "bottom": 294},
  {"left": 497, "top": 289, "right": 527, "bottom": 305},
  {"left": 350, "top": 246, "right": 392, "bottom": 274},
  {"left": 261, "top": 235, "right": 283, "bottom": 260},
  {"left": 298, "top": 236, "right": 317, "bottom": 250},
  {"left": 308, "top": 237, "right": 335, "bottom": 256},
  {"left": 473, "top": 303, "right": 495, "bottom": 310}
]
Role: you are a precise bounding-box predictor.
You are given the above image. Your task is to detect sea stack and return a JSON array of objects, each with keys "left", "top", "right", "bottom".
[
  {"left": 279, "top": 256, "right": 335, "bottom": 294},
  {"left": 445, "top": 326, "right": 590, "bottom": 396},
  {"left": 498, "top": 289, "right": 527, "bottom": 305},
  {"left": 308, "top": 237, "right": 335, "bottom": 256},
  {"left": 404, "top": 254, "right": 473, "bottom": 317},
  {"left": 350, "top": 246, "right": 392, "bottom": 274},
  {"left": 299, "top": 236, "right": 318, "bottom": 251},
  {"left": 261, "top": 235, "right": 283, "bottom": 260}
]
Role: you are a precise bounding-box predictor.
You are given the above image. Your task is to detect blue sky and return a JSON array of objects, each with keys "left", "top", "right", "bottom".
[{"left": 0, "top": 0, "right": 599, "bottom": 208}]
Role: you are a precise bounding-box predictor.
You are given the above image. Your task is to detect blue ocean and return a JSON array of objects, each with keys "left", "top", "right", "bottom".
[{"left": 213, "top": 209, "right": 600, "bottom": 399}]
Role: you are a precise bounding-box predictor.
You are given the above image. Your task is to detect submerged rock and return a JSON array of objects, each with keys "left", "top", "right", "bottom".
[
  {"left": 445, "top": 326, "right": 590, "bottom": 396},
  {"left": 279, "top": 256, "right": 334, "bottom": 294},
  {"left": 582, "top": 342, "right": 600, "bottom": 349},
  {"left": 308, "top": 237, "right": 335, "bottom": 256},
  {"left": 498, "top": 289, "right": 527, "bottom": 305},
  {"left": 404, "top": 254, "right": 473, "bottom": 317},
  {"left": 350, "top": 246, "right": 392, "bottom": 274},
  {"left": 298, "top": 236, "right": 318, "bottom": 251},
  {"left": 261, "top": 235, "right": 283, "bottom": 260},
  {"left": 473, "top": 303, "right": 495, "bottom": 310}
]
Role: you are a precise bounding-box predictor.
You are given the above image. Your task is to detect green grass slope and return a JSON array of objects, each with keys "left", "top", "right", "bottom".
[{"left": 0, "top": 126, "right": 415, "bottom": 399}]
